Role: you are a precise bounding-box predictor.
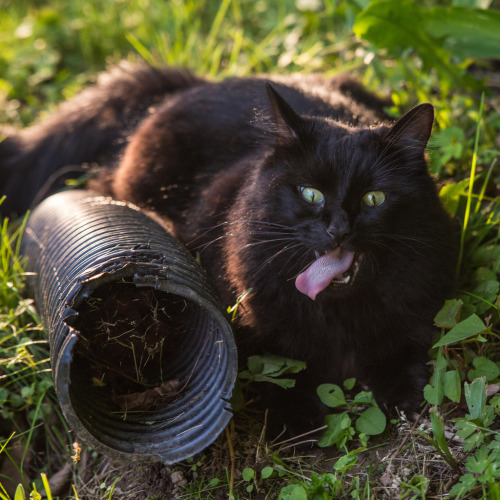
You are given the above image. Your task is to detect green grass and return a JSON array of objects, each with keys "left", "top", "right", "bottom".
[
  {"left": 0, "top": 205, "right": 74, "bottom": 497},
  {"left": 1, "top": 0, "right": 500, "bottom": 498}
]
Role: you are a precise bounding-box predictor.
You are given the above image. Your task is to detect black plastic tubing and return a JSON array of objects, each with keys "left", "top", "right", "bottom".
[{"left": 21, "top": 190, "right": 237, "bottom": 464}]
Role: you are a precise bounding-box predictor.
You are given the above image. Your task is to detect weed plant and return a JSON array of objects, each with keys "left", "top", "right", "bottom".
[{"left": 1, "top": 0, "right": 500, "bottom": 498}]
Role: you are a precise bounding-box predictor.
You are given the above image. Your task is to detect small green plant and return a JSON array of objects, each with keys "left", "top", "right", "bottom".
[
  {"left": 232, "top": 354, "right": 307, "bottom": 411},
  {"left": 316, "top": 378, "right": 386, "bottom": 450},
  {"left": 238, "top": 355, "right": 307, "bottom": 389},
  {"left": 241, "top": 467, "right": 256, "bottom": 492},
  {"left": 278, "top": 471, "right": 341, "bottom": 499},
  {"left": 398, "top": 474, "right": 429, "bottom": 500}
]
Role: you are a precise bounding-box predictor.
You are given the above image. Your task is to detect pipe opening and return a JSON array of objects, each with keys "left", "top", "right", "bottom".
[{"left": 68, "top": 279, "right": 226, "bottom": 448}]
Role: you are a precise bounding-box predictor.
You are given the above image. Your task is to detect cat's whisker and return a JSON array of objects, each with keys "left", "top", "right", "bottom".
[
  {"left": 266, "top": 243, "right": 304, "bottom": 264},
  {"left": 371, "top": 142, "right": 422, "bottom": 175},
  {"left": 211, "top": 219, "right": 297, "bottom": 230},
  {"left": 192, "top": 229, "right": 297, "bottom": 252},
  {"left": 192, "top": 233, "right": 235, "bottom": 252},
  {"left": 187, "top": 220, "right": 234, "bottom": 245},
  {"left": 371, "top": 152, "right": 408, "bottom": 178},
  {"left": 187, "top": 219, "right": 295, "bottom": 246},
  {"left": 370, "top": 233, "right": 444, "bottom": 254},
  {"left": 374, "top": 233, "right": 439, "bottom": 247},
  {"left": 250, "top": 242, "right": 306, "bottom": 276},
  {"left": 368, "top": 239, "right": 429, "bottom": 264},
  {"left": 285, "top": 251, "right": 317, "bottom": 280},
  {"left": 363, "top": 252, "right": 379, "bottom": 277},
  {"left": 241, "top": 220, "right": 297, "bottom": 230},
  {"left": 370, "top": 136, "right": 399, "bottom": 172},
  {"left": 282, "top": 244, "right": 309, "bottom": 268},
  {"left": 242, "top": 237, "right": 298, "bottom": 250}
]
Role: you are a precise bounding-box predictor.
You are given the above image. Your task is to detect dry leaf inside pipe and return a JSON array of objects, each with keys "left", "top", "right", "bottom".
[{"left": 115, "top": 379, "right": 180, "bottom": 410}]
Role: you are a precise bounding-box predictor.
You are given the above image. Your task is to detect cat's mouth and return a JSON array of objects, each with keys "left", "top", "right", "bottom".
[
  {"left": 295, "top": 248, "right": 362, "bottom": 300},
  {"left": 318, "top": 250, "right": 363, "bottom": 288}
]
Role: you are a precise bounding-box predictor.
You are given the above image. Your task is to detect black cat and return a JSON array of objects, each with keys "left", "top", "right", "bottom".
[{"left": 0, "top": 64, "right": 457, "bottom": 433}]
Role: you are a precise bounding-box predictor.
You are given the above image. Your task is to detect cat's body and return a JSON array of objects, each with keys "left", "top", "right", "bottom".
[{"left": 0, "top": 64, "right": 457, "bottom": 433}]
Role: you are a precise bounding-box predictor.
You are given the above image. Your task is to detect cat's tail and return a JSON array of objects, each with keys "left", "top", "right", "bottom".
[{"left": 0, "top": 62, "right": 205, "bottom": 218}]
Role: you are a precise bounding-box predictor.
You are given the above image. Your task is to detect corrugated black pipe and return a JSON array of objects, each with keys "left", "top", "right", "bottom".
[{"left": 21, "top": 190, "right": 237, "bottom": 464}]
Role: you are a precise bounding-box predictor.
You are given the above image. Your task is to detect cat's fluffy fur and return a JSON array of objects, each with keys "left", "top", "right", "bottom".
[{"left": 0, "top": 63, "right": 457, "bottom": 433}]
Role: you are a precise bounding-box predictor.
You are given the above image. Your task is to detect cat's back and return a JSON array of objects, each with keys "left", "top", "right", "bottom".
[
  {"left": 157, "top": 73, "right": 389, "bottom": 134},
  {"left": 126, "top": 72, "right": 390, "bottom": 179}
]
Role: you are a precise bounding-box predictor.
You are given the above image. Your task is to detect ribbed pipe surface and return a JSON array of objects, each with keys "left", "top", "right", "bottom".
[{"left": 21, "top": 190, "right": 237, "bottom": 464}]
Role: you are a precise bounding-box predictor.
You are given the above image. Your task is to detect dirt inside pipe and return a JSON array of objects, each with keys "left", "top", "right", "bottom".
[{"left": 70, "top": 281, "right": 192, "bottom": 415}]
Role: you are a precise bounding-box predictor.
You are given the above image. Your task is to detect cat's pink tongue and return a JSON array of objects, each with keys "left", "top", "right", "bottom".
[{"left": 295, "top": 248, "right": 355, "bottom": 300}]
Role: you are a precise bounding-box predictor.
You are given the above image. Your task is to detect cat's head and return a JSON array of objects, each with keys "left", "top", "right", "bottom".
[{"left": 234, "top": 84, "right": 451, "bottom": 301}]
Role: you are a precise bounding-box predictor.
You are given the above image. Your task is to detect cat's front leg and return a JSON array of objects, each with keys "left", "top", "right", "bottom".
[
  {"left": 260, "top": 372, "right": 329, "bottom": 439},
  {"left": 361, "top": 342, "right": 430, "bottom": 418}
]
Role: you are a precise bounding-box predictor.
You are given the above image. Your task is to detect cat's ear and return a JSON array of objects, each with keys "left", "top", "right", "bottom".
[
  {"left": 266, "top": 83, "right": 303, "bottom": 143},
  {"left": 385, "top": 103, "right": 434, "bottom": 151}
]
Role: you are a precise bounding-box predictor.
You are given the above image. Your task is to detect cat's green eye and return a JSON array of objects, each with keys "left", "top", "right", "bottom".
[
  {"left": 362, "top": 191, "right": 386, "bottom": 207},
  {"left": 300, "top": 186, "right": 325, "bottom": 205}
]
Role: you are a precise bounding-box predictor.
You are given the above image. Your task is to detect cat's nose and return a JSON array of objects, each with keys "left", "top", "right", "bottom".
[{"left": 326, "top": 221, "right": 350, "bottom": 246}]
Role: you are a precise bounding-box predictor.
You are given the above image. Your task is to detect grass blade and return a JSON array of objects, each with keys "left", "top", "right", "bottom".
[
  {"left": 457, "top": 92, "right": 485, "bottom": 275},
  {"left": 40, "top": 474, "right": 52, "bottom": 500}
]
